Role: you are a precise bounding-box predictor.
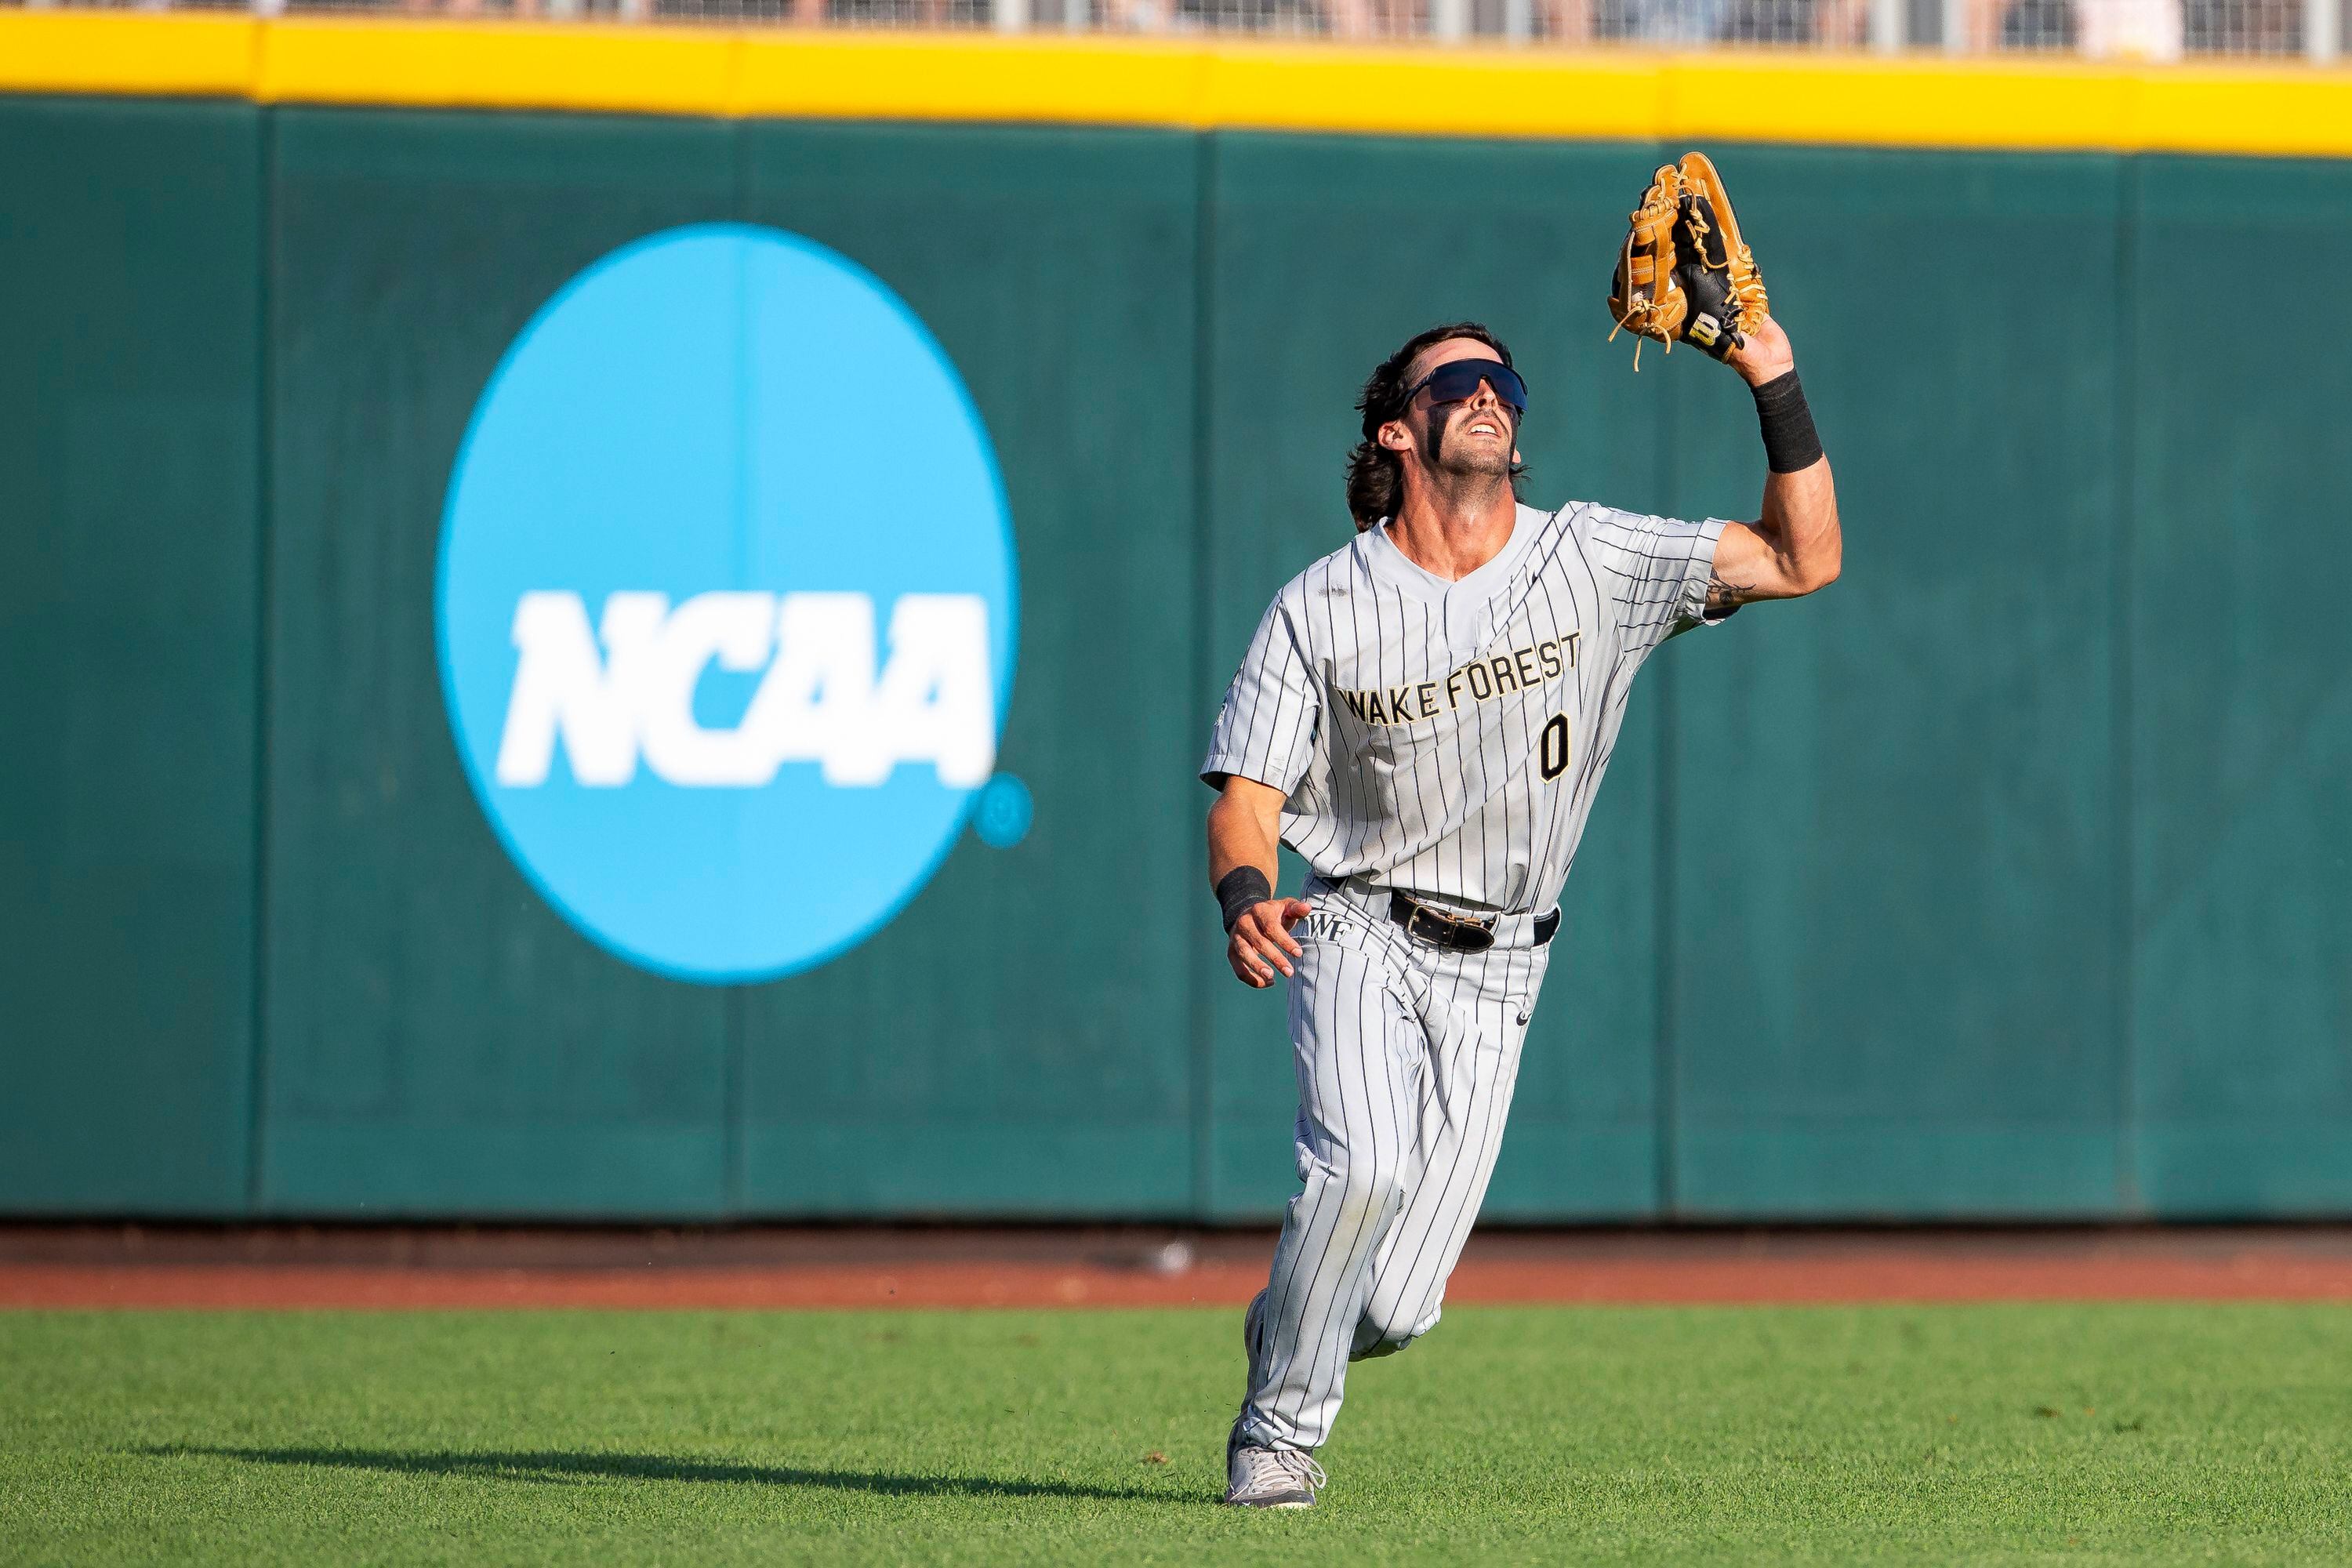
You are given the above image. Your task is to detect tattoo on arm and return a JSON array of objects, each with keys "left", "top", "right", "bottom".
[{"left": 1704, "top": 571, "right": 1757, "bottom": 613}]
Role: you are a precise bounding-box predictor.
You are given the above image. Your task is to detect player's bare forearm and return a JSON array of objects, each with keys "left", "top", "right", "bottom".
[
  {"left": 1709, "top": 314, "right": 1841, "bottom": 611},
  {"left": 1207, "top": 778, "right": 1282, "bottom": 888},
  {"left": 1207, "top": 775, "right": 1312, "bottom": 989}
]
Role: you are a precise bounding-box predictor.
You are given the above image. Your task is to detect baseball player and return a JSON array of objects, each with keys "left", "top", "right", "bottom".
[{"left": 1202, "top": 166, "right": 1837, "bottom": 1507}]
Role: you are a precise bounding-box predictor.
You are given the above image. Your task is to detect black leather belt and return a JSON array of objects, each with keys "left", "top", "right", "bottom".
[{"left": 1387, "top": 891, "right": 1559, "bottom": 953}]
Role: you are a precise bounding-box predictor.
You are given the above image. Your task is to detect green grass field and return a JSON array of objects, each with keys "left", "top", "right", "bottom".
[{"left": 5, "top": 1303, "right": 2351, "bottom": 1565}]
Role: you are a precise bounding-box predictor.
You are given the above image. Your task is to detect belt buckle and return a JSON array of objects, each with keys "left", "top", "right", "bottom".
[{"left": 1406, "top": 901, "right": 1495, "bottom": 954}]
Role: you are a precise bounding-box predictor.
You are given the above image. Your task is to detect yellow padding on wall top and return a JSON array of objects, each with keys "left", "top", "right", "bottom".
[
  {"left": 259, "top": 16, "right": 735, "bottom": 114},
  {"left": 5, "top": 10, "right": 2352, "bottom": 158},
  {"left": 0, "top": 12, "right": 258, "bottom": 97}
]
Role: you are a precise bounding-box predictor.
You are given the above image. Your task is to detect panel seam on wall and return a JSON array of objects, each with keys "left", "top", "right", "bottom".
[
  {"left": 722, "top": 118, "right": 755, "bottom": 1218},
  {"left": 2112, "top": 154, "right": 2141, "bottom": 1214},
  {"left": 1186, "top": 131, "right": 1219, "bottom": 1222},
  {"left": 245, "top": 107, "right": 278, "bottom": 1217},
  {"left": 1654, "top": 633, "right": 1679, "bottom": 1219}
]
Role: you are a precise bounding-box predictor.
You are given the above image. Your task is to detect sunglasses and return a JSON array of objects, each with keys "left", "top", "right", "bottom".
[{"left": 1403, "top": 357, "right": 1528, "bottom": 413}]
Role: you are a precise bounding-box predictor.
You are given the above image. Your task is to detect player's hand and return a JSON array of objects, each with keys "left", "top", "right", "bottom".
[
  {"left": 1228, "top": 898, "right": 1312, "bottom": 988},
  {"left": 1725, "top": 313, "right": 1795, "bottom": 387}
]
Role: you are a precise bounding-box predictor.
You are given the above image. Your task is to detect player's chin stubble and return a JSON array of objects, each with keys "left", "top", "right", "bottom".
[{"left": 1423, "top": 409, "right": 1515, "bottom": 486}]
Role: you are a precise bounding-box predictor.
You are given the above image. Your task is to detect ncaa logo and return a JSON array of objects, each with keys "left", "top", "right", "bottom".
[{"left": 437, "top": 224, "right": 1018, "bottom": 983}]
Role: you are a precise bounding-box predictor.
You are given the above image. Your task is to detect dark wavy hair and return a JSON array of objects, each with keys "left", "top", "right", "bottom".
[{"left": 1344, "top": 321, "right": 1524, "bottom": 532}]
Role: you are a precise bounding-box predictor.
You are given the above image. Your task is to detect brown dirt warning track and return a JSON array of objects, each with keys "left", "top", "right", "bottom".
[{"left": 10, "top": 1225, "right": 2352, "bottom": 1310}]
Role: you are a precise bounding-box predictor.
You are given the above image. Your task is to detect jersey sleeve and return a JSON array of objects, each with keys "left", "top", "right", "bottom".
[
  {"left": 1200, "top": 593, "right": 1321, "bottom": 796},
  {"left": 1583, "top": 506, "right": 1734, "bottom": 661}
]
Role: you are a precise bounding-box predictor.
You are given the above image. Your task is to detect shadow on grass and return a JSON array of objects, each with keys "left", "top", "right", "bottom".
[{"left": 136, "top": 1445, "right": 1200, "bottom": 1505}]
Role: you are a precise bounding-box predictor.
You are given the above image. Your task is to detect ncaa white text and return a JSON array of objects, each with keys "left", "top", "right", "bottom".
[{"left": 494, "top": 590, "right": 995, "bottom": 789}]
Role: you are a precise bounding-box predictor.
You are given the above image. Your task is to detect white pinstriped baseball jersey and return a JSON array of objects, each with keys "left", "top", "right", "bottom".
[{"left": 1202, "top": 500, "right": 1730, "bottom": 917}]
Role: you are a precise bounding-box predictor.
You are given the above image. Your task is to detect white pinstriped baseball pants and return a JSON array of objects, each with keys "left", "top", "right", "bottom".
[{"left": 1237, "top": 877, "right": 1554, "bottom": 1455}]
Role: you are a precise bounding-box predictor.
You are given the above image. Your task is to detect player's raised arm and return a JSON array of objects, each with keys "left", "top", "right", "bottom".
[
  {"left": 1706, "top": 313, "right": 1842, "bottom": 615},
  {"left": 1207, "top": 775, "right": 1312, "bottom": 989},
  {"left": 1604, "top": 152, "right": 1838, "bottom": 618}
]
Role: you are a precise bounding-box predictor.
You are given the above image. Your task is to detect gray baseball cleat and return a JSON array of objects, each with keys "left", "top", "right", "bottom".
[
  {"left": 1225, "top": 1290, "right": 1324, "bottom": 1505},
  {"left": 1224, "top": 1436, "right": 1327, "bottom": 1508}
]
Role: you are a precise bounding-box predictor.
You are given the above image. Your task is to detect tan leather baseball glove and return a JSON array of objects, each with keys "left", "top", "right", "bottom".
[{"left": 1607, "top": 151, "right": 1769, "bottom": 368}]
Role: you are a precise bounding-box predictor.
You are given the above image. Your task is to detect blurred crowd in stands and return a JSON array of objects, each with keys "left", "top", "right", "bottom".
[
  {"left": 39, "top": 0, "right": 2323, "bottom": 56},
  {"left": 1095, "top": 0, "right": 2307, "bottom": 47}
]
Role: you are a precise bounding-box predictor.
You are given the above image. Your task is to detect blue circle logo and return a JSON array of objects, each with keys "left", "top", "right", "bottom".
[{"left": 437, "top": 224, "right": 1017, "bottom": 983}]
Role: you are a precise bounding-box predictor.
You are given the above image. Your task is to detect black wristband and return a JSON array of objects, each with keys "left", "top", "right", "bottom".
[
  {"left": 1216, "top": 866, "right": 1274, "bottom": 933},
  {"left": 1751, "top": 369, "right": 1824, "bottom": 474}
]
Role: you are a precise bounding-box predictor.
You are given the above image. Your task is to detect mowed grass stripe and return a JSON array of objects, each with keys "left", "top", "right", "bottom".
[{"left": 4, "top": 1305, "right": 2350, "bottom": 1566}]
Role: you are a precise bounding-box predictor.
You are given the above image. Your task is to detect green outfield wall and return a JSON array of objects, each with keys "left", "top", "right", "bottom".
[{"left": 3, "top": 93, "right": 2347, "bottom": 1221}]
